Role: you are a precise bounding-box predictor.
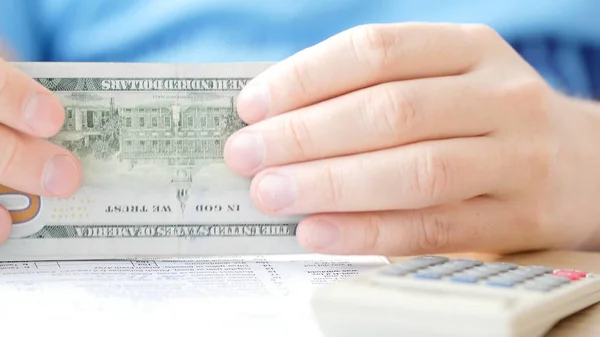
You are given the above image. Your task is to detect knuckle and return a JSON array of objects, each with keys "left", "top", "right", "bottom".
[
  {"left": 366, "top": 87, "right": 419, "bottom": 139},
  {"left": 414, "top": 211, "right": 451, "bottom": 252},
  {"left": 498, "top": 76, "right": 553, "bottom": 131},
  {"left": 411, "top": 149, "right": 450, "bottom": 201},
  {"left": 493, "top": 77, "right": 557, "bottom": 191},
  {"left": 318, "top": 165, "right": 345, "bottom": 209},
  {"left": 501, "top": 76, "right": 550, "bottom": 107},
  {"left": 347, "top": 24, "right": 396, "bottom": 74},
  {"left": 282, "top": 114, "right": 317, "bottom": 159},
  {"left": 517, "top": 78, "right": 552, "bottom": 118},
  {"left": 460, "top": 23, "right": 501, "bottom": 43},
  {"left": 0, "top": 128, "right": 20, "bottom": 178},
  {"left": 458, "top": 24, "right": 504, "bottom": 58}
]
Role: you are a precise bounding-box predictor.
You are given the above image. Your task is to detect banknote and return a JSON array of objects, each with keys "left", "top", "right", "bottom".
[{"left": 0, "top": 62, "right": 305, "bottom": 261}]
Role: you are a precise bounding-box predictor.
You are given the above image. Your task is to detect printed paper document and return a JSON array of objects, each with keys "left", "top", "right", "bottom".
[{"left": 0, "top": 254, "right": 388, "bottom": 337}]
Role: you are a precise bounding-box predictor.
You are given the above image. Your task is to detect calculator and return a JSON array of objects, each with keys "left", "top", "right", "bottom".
[{"left": 309, "top": 255, "right": 600, "bottom": 337}]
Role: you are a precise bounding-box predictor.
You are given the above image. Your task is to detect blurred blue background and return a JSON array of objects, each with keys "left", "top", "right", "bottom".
[{"left": 1, "top": 0, "right": 599, "bottom": 99}]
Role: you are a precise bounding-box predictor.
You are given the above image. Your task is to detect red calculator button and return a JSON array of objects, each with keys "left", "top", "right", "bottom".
[
  {"left": 552, "top": 270, "right": 587, "bottom": 280},
  {"left": 558, "top": 269, "right": 587, "bottom": 277}
]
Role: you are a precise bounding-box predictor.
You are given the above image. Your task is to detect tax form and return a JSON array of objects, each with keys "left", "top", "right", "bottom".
[{"left": 0, "top": 254, "right": 388, "bottom": 337}]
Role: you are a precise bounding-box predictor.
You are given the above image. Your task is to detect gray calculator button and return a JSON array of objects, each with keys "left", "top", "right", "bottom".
[
  {"left": 413, "top": 272, "right": 443, "bottom": 280},
  {"left": 510, "top": 267, "right": 550, "bottom": 279},
  {"left": 509, "top": 268, "right": 531, "bottom": 275},
  {"left": 440, "top": 259, "right": 483, "bottom": 272},
  {"left": 524, "top": 266, "right": 553, "bottom": 275},
  {"left": 472, "top": 272, "right": 498, "bottom": 279},
  {"left": 531, "top": 275, "right": 571, "bottom": 286},
  {"left": 462, "top": 268, "right": 499, "bottom": 278},
  {"left": 452, "top": 259, "right": 484, "bottom": 267},
  {"left": 487, "top": 273, "right": 529, "bottom": 283},
  {"left": 498, "top": 268, "right": 547, "bottom": 282},
  {"left": 449, "top": 275, "right": 480, "bottom": 283},
  {"left": 453, "top": 270, "right": 491, "bottom": 280},
  {"left": 422, "top": 266, "right": 459, "bottom": 276},
  {"left": 523, "top": 283, "right": 555, "bottom": 292},
  {"left": 406, "top": 260, "right": 439, "bottom": 269},
  {"left": 484, "top": 262, "right": 519, "bottom": 272},
  {"left": 408, "top": 256, "right": 450, "bottom": 266},
  {"left": 380, "top": 257, "right": 445, "bottom": 275},
  {"left": 486, "top": 279, "right": 517, "bottom": 288},
  {"left": 389, "top": 260, "right": 437, "bottom": 272}
]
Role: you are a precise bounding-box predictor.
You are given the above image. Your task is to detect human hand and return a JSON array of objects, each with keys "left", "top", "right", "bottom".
[
  {"left": 0, "top": 58, "right": 81, "bottom": 241},
  {"left": 224, "top": 23, "right": 600, "bottom": 256}
]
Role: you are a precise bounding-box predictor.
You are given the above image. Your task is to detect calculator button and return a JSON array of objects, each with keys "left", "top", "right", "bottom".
[
  {"left": 487, "top": 272, "right": 531, "bottom": 284},
  {"left": 501, "top": 270, "right": 537, "bottom": 280},
  {"left": 380, "top": 257, "right": 448, "bottom": 276},
  {"left": 533, "top": 275, "right": 572, "bottom": 286},
  {"left": 449, "top": 270, "right": 487, "bottom": 281},
  {"left": 552, "top": 269, "right": 587, "bottom": 280},
  {"left": 441, "top": 259, "right": 483, "bottom": 271},
  {"left": 388, "top": 256, "right": 448, "bottom": 271},
  {"left": 408, "top": 256, "right": 450, "bottom": 266},
  {"left": 449, "top": 276, "right": 479, "bottom": 283},
  {"left": 419, "top": 266, "right": 457, "bottom": 276},
  {"left": 459, "top": 259, "right": 484, "bottom": 266},
  {"left": 486, "top": 279, "right": 517, "bottom": 288},
  {"left": 495, "top": 266, "right": 552, "bottom": 282},
  {"left": 514, "top": 266, "right": 553, "bottom": 277},
  {"left": 558, "top": 269, "right": 587, "bottom": 276},
  {"left": 521, "top": 275, "right": 571, "bottom": 292},
  {"left": 413, "top": 272, "right": 443, "bottom": 280},
  {"left": 407, "top": 261, "right": 434, "bottom": 269},
  {"left": 522, "top": 283, "right": 555, "bottom": 292},
  {"left": 527, "top": 266, "right": 554, "bottom": 274},
  {"left": 552, "top": 270, "right": 585, "bottom": 281},
  {"left": 460, "top": 268, "right": 500, "bottom": 279},
  {"left": 484, "top": 262, "right": 519, "bottom": 272}
]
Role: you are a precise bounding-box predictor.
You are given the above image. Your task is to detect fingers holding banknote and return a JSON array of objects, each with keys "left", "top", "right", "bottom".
[
  {"left": 0, "top": 58, "right": 65, "bottom": 138},
  {"left": 227, "top": 23, "right": 600, "bottom": 255},
  {"left": 0, "top": 58, "right": 81, "bottom": 201}
]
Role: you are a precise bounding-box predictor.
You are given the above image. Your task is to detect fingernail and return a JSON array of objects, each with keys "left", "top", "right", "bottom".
[
  {"left": 237, "top": 85, "right": 270, "bottom": 122},
  {"left": 42, "top": 155, "right": 80, "bottom": 197},
  {"left": 226, "top": 132, "right": 265, "bottom": 174},
  {"left": 24, "top": 93, "right": 62, "bottom": 136},
  {"left": 304, "top": 220, "right": 341, "bottom": 248},
  {"left": 256, "top": 173, "right": 296, "bottom": 211}
]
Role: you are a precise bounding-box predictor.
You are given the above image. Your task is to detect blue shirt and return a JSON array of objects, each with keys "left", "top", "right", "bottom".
[{"left": 1, "top": 0, "right": 599, "bottom": 99}]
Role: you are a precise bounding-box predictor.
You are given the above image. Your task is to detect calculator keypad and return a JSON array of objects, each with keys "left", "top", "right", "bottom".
[{"left": 380, "top": 256, "right": 592, "bottom": 292}]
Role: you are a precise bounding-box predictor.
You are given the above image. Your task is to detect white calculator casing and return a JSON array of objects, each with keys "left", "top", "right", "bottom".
[{"left": 310, "top": 256, "right": 600, "bottom": 337}]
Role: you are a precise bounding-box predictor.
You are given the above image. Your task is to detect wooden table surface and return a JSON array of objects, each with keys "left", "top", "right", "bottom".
[{"left": 388, "top": 250, "right": 600, "bottom": 336}]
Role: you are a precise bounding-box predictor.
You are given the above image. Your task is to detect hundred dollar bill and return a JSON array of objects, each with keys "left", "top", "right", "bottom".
[{"left": 0, "top": 62, "right": 306, "bottom": 261}]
